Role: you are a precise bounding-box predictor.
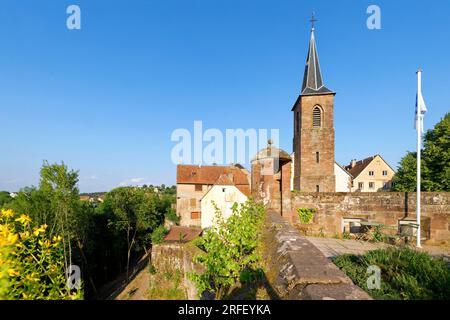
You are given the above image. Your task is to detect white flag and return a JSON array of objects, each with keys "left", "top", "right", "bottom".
[{"left": 415, "top": 71, "right": 427, "bottom": 133}]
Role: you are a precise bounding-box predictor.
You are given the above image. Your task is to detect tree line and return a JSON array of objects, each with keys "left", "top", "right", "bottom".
[
  {"left": 0, "top": 162, "right": 175, "bottom": 299},
  {"left": 392, "top": 112, "right": 450, "bottom": 192}
]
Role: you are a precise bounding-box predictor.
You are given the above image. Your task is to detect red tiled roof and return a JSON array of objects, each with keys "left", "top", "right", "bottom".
[
  {"left": 163, "top": 226, "right": 202, "bottom": 243},
  {"left": 177, "top": 165, "right": 249, "bottom": 186},
  {"left": 344, "top": 155, "right": 377, "bottom": 178},
  {"left": 214, "top": 173, "right": 235, "bottom": 186}
]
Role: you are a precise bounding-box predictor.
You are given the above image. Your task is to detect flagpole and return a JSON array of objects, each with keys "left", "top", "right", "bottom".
[{"left": 416, "top": 69, "right": 422, "bottom": 248}]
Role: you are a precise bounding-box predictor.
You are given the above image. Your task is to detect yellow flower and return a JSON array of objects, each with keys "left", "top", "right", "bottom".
[
  {"left": 20, "top": 231, "right": 30, "bottom": 240},
  {"left": 8, "top": 269, "right": 19, "bottom": 277},
  {"left": 25, "top": 273, "right": 39, "bottom": 282},
  {"left": 52, "top": 235, "right": 62, "bottom": 242},
  {"left": 33, "top": 224, "right": 48, "bottom": 236},
  {"left": 1, "top": 209, "right": 14, "bottom": 218},
  {"left": 0, "top": 225, "right": 18, "bottom": 245},
  {"left": 15, "top": 214, "right": 32, "bottom": 225}
]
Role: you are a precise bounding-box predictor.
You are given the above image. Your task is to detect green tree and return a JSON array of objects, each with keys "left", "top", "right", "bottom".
[
  {"left": 0, "top": 191, "right": 12, "bottom": 208},
  {"left": 38, "top": 161, "right": 80, "bottom": 273},
  {"left": 7, "top": 162, "right": 80, "bottom": 238},
  {"left": 189, "top": 200, "right": 265, "bottom": 299},
  {"left": 6, "top": 161, "right": 85, "bottom": 292},
  {"left": 392, "top": 113, "right": 450, "bottom": 191},
  {"left": 391, "top": 153, "right": 418, "bottom": 192},
  {"left": 104, "top": 187, "right": 164, "bottom": 279}
]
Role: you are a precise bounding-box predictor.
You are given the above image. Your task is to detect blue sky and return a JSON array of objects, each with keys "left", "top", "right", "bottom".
[{"left": 1, "top": 0, "right": 449, "bottom": 192}]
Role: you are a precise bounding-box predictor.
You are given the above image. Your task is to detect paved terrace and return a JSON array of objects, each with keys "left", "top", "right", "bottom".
[
  {"left": 306, "top": 236, "right": 450, "bottom": 261},
  {"left": 305, "top": 237, "right": 388, "bottom": 258}
]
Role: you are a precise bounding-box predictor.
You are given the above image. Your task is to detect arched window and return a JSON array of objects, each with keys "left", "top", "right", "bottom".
[{"left": 313, "top": 106, "right": 322, "bottom": 128}]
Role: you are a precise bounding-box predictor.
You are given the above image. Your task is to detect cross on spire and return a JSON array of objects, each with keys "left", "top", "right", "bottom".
[{"left": 310, "top": 12, "right": 317, "bottom": 30}]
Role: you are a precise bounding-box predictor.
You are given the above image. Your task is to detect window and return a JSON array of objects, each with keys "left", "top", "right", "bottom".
[
  {"left": 382, "top": 170, "right": 388, "bottom": 176},
  {"left": 342, "top": 218, "right": 364, "bottom": 234},
  {"left": 316, "top": 152, "right": 320, "bottom": 164},
  {"left": 369, "top": 182, "right": 375, "bottom": 189},
  {"left": 383, "top": 182, "right": 390, "bottom": 189},
  {"left": 296, "top": 112, "right": 300, "bottom": 133},
  {"left": 191, "top": 211, "right": 201, "bottom": 220},
  {"left": 369, "top": 171, "right": 374, "bottom": 176},
  {"left": 313, "top": 106, "right": 322, "bottom": 128},
  {"left": 222, "top": 188, "right": 226, "bottom": 193},
  {"left": 358, "top": 182, "right": 364, "bottom": 190},
  {"left": 316, "top": 185, "right": 320, "bottom": 192},
  {"left": 195, "top": 184, "right": 203, "bottom": 192},
  {"left": 190, "top": 198, "right": 197, "bottom": 207}
]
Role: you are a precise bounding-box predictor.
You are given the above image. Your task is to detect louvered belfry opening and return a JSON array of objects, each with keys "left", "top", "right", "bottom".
[{"left": 313, "top": 106, "right": 322, "bottom": 127}]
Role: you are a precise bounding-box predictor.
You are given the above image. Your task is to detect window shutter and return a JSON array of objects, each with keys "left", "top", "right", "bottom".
[{"left": 313, "top": 107, "right": 322, "bottom": 127}]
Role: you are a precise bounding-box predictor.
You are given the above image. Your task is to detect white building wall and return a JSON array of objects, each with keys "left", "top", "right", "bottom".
[
  {"left": 335, "top": 163, "right": 352, "bottom": 192},
  {"left": 200, "top": 185, "right": 248, "bottom": 229}
]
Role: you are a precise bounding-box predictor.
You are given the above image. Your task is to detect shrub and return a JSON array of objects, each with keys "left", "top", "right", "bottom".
[
  {"left": 188, "top": 200, "right": 265, "bottom": 300},
  {"left": 360, "top": 225, "right": 386, "bottom": 243},
  {"left": 151, "top": 225, "right": 168, "bottom": 245},
  {"left": 297, "top": 208, "right": 316, "bottom": 224},
  {"left": 0, "top": 209, "right": 83, "bottom": 300},
  {"left": 333, "top": 247, "right": 450, "bottom": 300},
  {"left": 165, "top": 208, "right": 180, "bottom": 224}
]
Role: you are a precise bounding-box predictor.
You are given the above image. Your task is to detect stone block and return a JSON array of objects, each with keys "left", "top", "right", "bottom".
[{"left": 299, "top": 284, "right": 372, "bottom": 300}]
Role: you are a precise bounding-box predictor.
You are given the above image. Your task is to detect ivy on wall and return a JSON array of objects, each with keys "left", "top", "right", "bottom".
[{"left": 297, "top": 208, "right": 316, "bottom": 224}]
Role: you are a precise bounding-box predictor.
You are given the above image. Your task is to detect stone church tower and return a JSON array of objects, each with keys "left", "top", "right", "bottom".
[{"left": 292, "top": 21, "right": 336, "bottom": 192}]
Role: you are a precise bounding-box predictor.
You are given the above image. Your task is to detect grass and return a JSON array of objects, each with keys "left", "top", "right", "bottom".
[
  {"left": 333, "top": 247, "right": 450, "bottom": 300},
  {"left": 147, "top": 269, "right": 187, "bottom": 300}
]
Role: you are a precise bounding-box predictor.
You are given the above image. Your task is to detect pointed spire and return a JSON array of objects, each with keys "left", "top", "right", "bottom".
[{"left": 301, "top": 13, "right": 333, "bottom": 96}]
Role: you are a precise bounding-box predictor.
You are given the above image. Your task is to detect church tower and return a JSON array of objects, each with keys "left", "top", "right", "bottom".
[{"left": 293, "top": 17, "right": 336, "bottom": 192}]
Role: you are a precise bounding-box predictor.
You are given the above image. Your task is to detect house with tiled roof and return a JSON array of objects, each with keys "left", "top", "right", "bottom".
[
  {"left": 344, "top": 155, "right": 395, "bottom": 192},
  {"left": 176, "top": 164, "right": 250, "bottom": 227},
  {"left": 334, "top": 162, "right": 353, "bottom": 192},
  {"left": 200, "top": 173, "right": 249, "bottom": 229}
]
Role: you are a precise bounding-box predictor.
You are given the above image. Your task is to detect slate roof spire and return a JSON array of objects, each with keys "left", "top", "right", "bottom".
[{"left": 301, "top": 13, "right": 333, "bottom": 96}]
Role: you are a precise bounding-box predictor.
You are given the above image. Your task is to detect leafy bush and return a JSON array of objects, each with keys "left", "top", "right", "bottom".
[
  {"left": 188, "top": 200, "right": 265, "bottom": 300},
  {"left": 0, "top": 209, "right": 83, "bottom": 300},
  {"left": 165, "top": 208, "right": 180, "bottom": 224},
  {"left": 363, "top": 225, "right": 386, "bottom": 243},
  {"left": 333, "top": 247, "right": 450, "bottom": 300},
  {"left": 151, "top": 225, "right": 168, "bottom": 245},
  {"left": 0, "top": 191, "right": 12, "bottom": 208},
  {"left": 297, "top": 208, "right": 316, "bottom": 224}
]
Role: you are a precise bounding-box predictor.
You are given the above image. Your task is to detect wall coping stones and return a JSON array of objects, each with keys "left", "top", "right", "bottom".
[{"left": 263, "top": 211, "right": 372, "bottom": 300}]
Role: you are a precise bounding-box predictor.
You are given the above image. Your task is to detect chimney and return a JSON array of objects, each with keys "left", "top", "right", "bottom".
[{"left": 350, "top": 159, "right": 357, "bottom": 168}]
